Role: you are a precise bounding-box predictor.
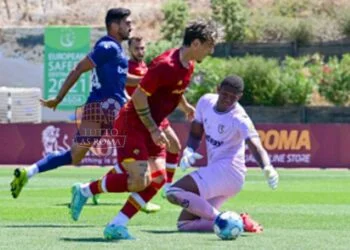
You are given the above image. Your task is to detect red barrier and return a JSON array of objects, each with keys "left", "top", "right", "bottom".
[{"left": 1, "top": 123, "right": 350, "bottom": 168}]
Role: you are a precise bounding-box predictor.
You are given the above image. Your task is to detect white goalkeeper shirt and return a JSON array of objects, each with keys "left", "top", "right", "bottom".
[{"left": 194, "top": 93, "right": 259, "bottom": 174}]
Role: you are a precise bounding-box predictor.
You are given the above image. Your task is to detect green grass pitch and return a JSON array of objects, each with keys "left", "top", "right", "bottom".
[{"left": 1, "top": 167, "right": 350, "bottom": 250}]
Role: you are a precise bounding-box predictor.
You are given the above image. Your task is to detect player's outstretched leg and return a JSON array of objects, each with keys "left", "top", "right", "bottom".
[
  {"left": 177, "top": 196, "right": 227, "bottom": 232},
  {"left": 103, "top": 159, "right": 166, "bottom": 240},
  {"left": 69, "top": 183, "right": 88, "bottom": 221},
  {"left": 166, "top": 175, "right": 220, "bottom": 221},
  {"left": 10, "top": 150, "right": 73, "bottom": 198},
  {"left": 69, "top": 171, "right": 130, "bottom": 221}
]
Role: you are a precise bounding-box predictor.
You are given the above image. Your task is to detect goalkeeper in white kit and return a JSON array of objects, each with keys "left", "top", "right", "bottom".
[{"left": 166, "top": 75, "right": 279, "bottom": 233}]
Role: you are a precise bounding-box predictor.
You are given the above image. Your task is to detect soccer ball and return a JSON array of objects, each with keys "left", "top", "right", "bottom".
[{"left": 213, "top": 211, "right": 243, "bottom": 240}]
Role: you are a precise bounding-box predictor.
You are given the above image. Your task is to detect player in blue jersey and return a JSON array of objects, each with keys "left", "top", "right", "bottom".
[{"left": 10, "top": 8, "right": 137, "bottom": 199}]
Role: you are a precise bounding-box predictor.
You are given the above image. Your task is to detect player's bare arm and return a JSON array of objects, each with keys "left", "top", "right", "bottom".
[
  {"left": 132, "top": 86, "right": 169, "bottom": 147},
  {"left": 247, "top": 136, "right": 279, "bottom": 189},
  {"left": 178, "top": 95, "right": 195, "bottom": 121},
  {"left": 179, "top": 120, "right": 204, "bottom": 171},
  {"left": 40, "top": 56, "right": 94, "bottom": 110},
  {"left": 124, "top": 89, "right": 131, "bottom": 101},
  {"left": 187, "top": 120, "right": 204, "bottom": 150},
  {"left": 126, "top": 73, "right": 142, "bottom": 86},
  {"left": 246, "top": 136, "right": 271, "bottom": 169}
]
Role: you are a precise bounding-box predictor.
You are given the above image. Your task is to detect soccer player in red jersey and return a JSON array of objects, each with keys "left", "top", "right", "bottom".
[
  {"left": 127, "top": 36, "right": 185, "bottom": 197},
  {"left": 69, "top": 20, "right": 217, "bottom": 240},
  {"left": 92, "top": 36, "right": 183, "bottom": 213},
  {"left": 125, "top": 36, "right": 148, "bottom": 95}
]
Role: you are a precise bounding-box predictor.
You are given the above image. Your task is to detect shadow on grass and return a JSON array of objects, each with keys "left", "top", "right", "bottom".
[
  {"left": 3, "top": 224, "right": 95, "bottom": 228},
  {"left": 142, "top": 229, "right": 212, "bottom": 234},
  {"left": 60, "top": 237, "right": 132, "bottom": 243},
  {"left": 206, "top": 234, "right": 252, "bottom": 241},
  {"left": 56, "top": 202, "right": 124, "bottom": 207}
]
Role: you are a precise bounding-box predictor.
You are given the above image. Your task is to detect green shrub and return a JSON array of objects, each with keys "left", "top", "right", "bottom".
[
  {"left": 211, "top": 0, "right": 247, "bottom": 42},
  {"left": 338, "top": 8, "right": 350, "bottom": 38},
  {"left": 271, "top": 56, "right": 315, "bottom": 105},
  {"left": 255, "top": 15, "right": 298, "bottom": 42},
  {"left": 187, "top": 55, "right": 346, "bottom": 106},
  {"left": 186, "top": 57, "right": 229, "bottom": 104},
  {"left": 160, "top": 0, "right": 189, "bottom": 43},
  {"left": 318, "top": 55, "right": 350, "bottom": 106},
  {"left": 271, "top": 0, "right": 309, "bottom": 18},
  {"left": 231, "top": 56, "right": 280, "bottom": 106},
  {"left": 289, "top": 20, "right": 314, "bottom": 46}
]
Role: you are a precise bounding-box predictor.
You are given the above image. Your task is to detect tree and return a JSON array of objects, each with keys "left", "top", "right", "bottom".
[
  {"left": 211, "top": 0, "right": 247, "bottom": 42},
  {"left": 160, "top": 0, "right": 189, "bottom": 43}
]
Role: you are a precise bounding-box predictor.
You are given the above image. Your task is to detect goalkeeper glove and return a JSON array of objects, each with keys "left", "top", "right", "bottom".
[
  {"left": 263, "top": 165, "right": 279, "bottom": 190},
  {"left": 179, "top": 147, "right": 203, "bottom": 171}
]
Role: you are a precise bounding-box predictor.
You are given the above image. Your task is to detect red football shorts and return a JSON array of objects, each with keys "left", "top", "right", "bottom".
[{"left": 114, "top": 112, "right": 166, "bottom": 162}]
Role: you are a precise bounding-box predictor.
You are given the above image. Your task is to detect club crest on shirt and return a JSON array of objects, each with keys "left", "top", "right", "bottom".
[
  {"left": 218, "top": 124, "right": 225, "bottom": 134},
  {"left": 177, "top": 80, "right": 183, "bottom": 86}
]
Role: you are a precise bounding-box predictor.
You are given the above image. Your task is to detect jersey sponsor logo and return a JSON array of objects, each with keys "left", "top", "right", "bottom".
[
  {"left": 205, "top": 134, "right": 224, "bottom": 147},
  {"left": 172, "top": 88, "right": 186, "bottom": 94},
  {"left": 218, "top": 124, "right": 225, "bottom": 134},
  {"left": 117, "top": 66, "right": 128, "bottom": 75}
]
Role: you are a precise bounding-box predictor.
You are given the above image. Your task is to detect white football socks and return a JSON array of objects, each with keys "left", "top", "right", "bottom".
[
  {"left": 80, "top": 183, "right": 93, "bottom": 198},
  {"left": 26, "top": 164, "right": 39, "bottom": 179},
  {"left": 110, "top": 212, "right": 129, "bottom": 226}
]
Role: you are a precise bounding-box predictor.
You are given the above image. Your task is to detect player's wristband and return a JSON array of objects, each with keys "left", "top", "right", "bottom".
[{"left": 187, "top": 134, "right": 201, "bottom": 151}]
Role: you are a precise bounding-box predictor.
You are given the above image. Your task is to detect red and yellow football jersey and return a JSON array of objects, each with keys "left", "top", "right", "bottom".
[{"left": 124, "top": 48, "right": 194, "bottom": 126}]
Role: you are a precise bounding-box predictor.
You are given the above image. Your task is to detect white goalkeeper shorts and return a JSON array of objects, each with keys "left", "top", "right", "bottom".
[{"left": 190, "top": 159, "right": 245, "bottom": 200}]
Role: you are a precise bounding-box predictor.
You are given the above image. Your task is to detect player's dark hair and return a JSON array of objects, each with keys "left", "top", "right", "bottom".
[
  {"left": 128, "top": 36, "right": 143, "bottom": 46},
  {"left": 183, "top": 20, "right": 217, "bottom": 46},
  {"left": 105, "top": 8, "right": 131, "bottom": 29},
  {"left": 219, "top": 75, "right": 244, "bottom": 93}
]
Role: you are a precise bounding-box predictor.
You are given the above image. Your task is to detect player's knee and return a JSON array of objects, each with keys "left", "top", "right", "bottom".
[
  {"left": 168, "top": 140, "right": 181, "bottom": 154},
  {"left": 173, "top": 140, "right": 181, "bottom": 154},
  {"left": 165, "top": 186, "right": 183, "bottom": 205},
  {"left": 127, "top": 174, "right": 151, "bottom": 192}
]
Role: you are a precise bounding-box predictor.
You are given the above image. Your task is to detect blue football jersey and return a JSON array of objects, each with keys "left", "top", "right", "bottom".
[{"left": 87, "top": 36, "right": 128, "bottom": 106}]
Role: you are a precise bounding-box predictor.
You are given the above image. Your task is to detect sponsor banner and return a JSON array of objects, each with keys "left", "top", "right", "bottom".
[
  {"left": 44, "top": 26, "right": 90, "bottom": 110},
  {"left": 0, "top": 123, "right": 119, "bottom": 166},
  {"left": 1, "top": 123, "right": 350, "bottom": 168}
]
